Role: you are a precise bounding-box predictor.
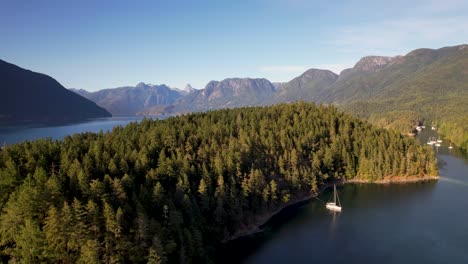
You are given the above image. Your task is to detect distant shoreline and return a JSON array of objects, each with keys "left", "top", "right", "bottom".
[
  {"left": 347, "top": 175, "right": 440, "bottom": 184},
  {"left": 224, "top": 174, "right": 439, "bottom": 242}
]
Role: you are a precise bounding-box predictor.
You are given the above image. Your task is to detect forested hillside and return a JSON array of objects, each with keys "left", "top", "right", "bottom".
[
  {"left": 329, "top": 45, "right": 468, "bottom": 149},
  {"left": 0, "top": 59, "right": 111, "bottom": 124},
  {"left": 272, "top": 69, "right": 337, "bottom": 103},
  {"left": 0, "top": 102, "right": 437, "bottom": 263}
]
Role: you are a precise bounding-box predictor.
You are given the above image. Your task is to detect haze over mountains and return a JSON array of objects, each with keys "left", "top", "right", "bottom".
[
  {"left": 71, "top": 44, "right": 468, "bottom": 149},
  {"left": 159, "top": 78, "right": 277, "bottom": 114},
  {"left": 70, "top": 83, "right": 183, "bottom": 117},
  {"left": 0, "top": 59, "right": 110, "bottom": 124}
]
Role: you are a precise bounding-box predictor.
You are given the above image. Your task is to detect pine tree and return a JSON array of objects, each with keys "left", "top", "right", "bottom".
[{"left": 12, "top": 219, "right": 46, "bottom": 262}]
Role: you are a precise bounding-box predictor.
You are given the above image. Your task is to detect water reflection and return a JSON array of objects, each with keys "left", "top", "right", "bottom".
[
  {"left": 224, "top": 179, "right": 444, "bottom": 263},
  {"left": 438, "top": 177, "right": 468, "bottom": 188},
  {"left": 327, "top": 211, "right": 340, "bottom": 240}
]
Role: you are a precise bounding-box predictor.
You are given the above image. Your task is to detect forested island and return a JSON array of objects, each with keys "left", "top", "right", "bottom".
[{"left": 0, "top": 102, "right": 438, "bottom": 263}]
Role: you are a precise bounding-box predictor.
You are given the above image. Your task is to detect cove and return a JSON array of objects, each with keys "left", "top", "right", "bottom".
[{"left": 219, "top": 130, "right": 468, "bottom": 264}]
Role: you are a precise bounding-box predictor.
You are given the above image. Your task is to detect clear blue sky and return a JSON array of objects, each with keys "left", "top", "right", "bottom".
[{"left": 1, "top": 0, "right": 467, "bottom": 91}]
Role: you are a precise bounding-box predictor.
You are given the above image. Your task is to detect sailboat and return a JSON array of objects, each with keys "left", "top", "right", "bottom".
[
  {"left": 427, "top": 136, "right": 437, "bottom": 145},
  {"left": 326, "top": 185, "right": 342, "bottom": 212}
]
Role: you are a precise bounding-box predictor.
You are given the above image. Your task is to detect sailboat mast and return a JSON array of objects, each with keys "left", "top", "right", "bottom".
[{"left": 334, "top": 185, "right": 336, "bottom": 204}]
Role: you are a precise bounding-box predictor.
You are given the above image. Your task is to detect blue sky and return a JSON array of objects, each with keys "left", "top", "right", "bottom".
[{"left": 1, "top": 0, "right": 467, "bottom": 91}]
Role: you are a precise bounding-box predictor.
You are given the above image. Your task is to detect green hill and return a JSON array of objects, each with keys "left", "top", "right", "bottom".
[{"left": 272, "top": 69, "right": 338, "bottom": 103}]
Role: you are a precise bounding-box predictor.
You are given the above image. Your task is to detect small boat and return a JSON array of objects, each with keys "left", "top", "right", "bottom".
[
  {"left": 435, "top": 143, "right": 441, "bottom": 147},
  {"left": 427, "top": 137, "right": 437, "bottom": 145},
  {"left": 416, "top": 126, "right": 422, "bottom": 131},
  {"left": 431, "top": 126, "right": 436, "bottom": 130},
  {"left": 449, "top": 144, "right": 453, "bottom": 149},
  {"left": 437, "top": 138, "right": 442, "bottom": 143},
  {"left": 326, "top": 185, "right": 342, "bottom": 212}
]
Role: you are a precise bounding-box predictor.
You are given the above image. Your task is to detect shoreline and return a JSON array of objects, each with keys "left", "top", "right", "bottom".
[
  {"left": 222, "top": 190, "right": 318, "bottom": 242},
  {"left": 224, "top": 174, "right": 439, "bottom": 242},
  {"left": 347, "top": 175, "right": 440, "bottom": 184}
]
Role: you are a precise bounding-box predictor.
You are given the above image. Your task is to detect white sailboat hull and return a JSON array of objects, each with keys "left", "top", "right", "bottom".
[{"left": 326, "top": 202, "right": 342, "bottom": 212}]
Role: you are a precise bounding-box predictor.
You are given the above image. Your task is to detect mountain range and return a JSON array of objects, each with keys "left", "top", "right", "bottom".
[
  {"left": 71, "top": 44, "right": 467, "bottom": 149},
  {"left": 0, "top": 59, "right": 110, "bottom": 124},
  {"left": 70, "top": 82, "right": 183, "bottom": 116},
  {"left": 327, "top": 45, "right": 468, "bottom": 150}
]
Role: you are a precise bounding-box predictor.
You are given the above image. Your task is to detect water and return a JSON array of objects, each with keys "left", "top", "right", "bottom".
[
  {"left": 222, "top": 129, "right": 468, "bottom": 263},
  {"left": 0, "top": 117, "right": 147, "bottom": 145}
]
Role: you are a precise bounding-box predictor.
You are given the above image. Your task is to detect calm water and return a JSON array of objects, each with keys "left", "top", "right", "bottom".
[
  {"left": 222, "top": 129, "right": 468, "bottom": 264},
  {"left": 0, "top": 120, "right": 467, "bottom": 263},
  {"left": 0, "top": 117, "right": 147, "bottom": 145}
]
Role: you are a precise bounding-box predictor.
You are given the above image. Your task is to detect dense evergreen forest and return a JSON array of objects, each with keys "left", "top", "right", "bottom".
[{"left": 0, "top": 102, "right": 437, "bottom": 263}]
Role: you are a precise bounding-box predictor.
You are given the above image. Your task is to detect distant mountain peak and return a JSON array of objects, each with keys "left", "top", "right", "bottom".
[
  {"left": 273, "top": 68, "right": 338, "bottom": 103},
  {"left": 136, "top": 82, "right": 147, "bottom": 88},
  {"left": 354, "top": 56, "right": 397, "bottom": 72},
  {"left": 70, "top": 82, "right": 182, "bottom": 116},
  {"left": 184, "top": 83, "right": 194, "bottom": 92},
  {"left": 134, "top": 82, "right": 171, "bottom": 89},
  {"left": 300, "top": 68, "right": 338, "bottom": 79},
  {"left": 272, "top": 82, "right": 284, "bottom": 90},
  {"left": 200, "top": 78, "right": 275, "bottom": 102},
  {"left": 69, "top": 88, "right": 89, "bottom": 93}
]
